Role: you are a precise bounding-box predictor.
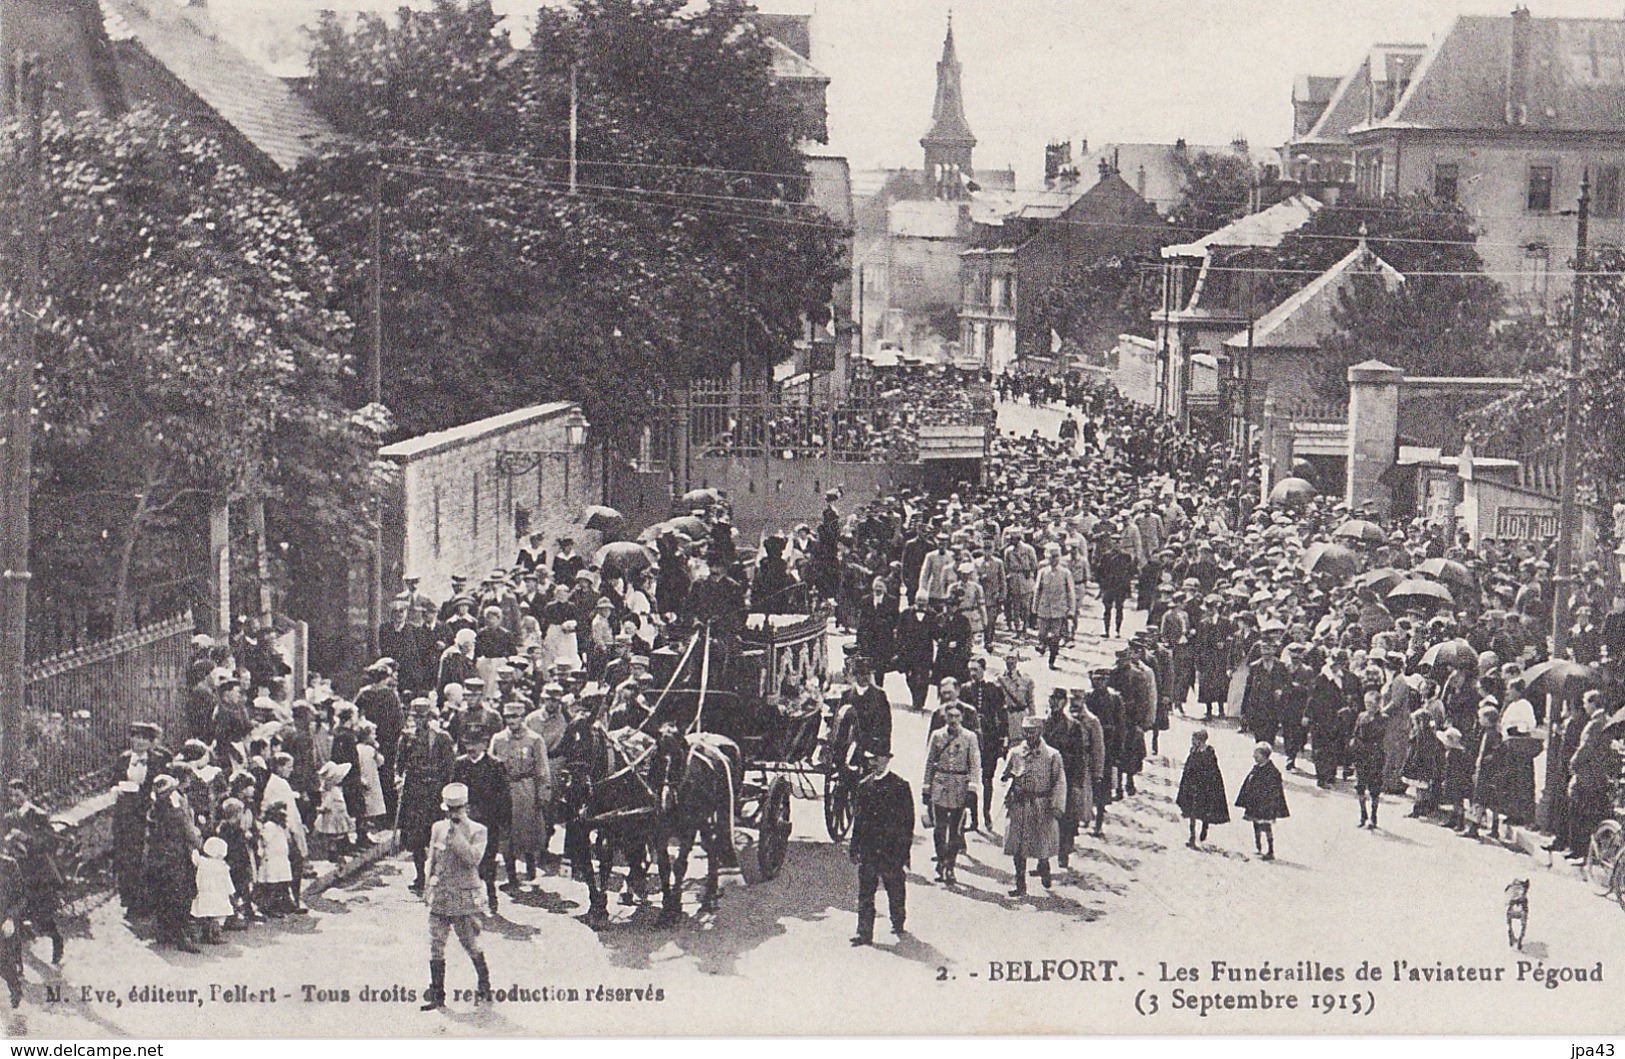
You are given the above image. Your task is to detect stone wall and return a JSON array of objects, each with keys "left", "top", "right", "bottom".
[{"left": 380, "top": 403, "right": 602, "bottom": 604}]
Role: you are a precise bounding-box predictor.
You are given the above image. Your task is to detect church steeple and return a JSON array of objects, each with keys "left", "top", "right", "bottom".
[{"left": 921, "top": 13, "right": 975, "bottom": 200}]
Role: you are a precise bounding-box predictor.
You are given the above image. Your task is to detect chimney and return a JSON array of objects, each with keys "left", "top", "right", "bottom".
[
  {"left": 1174, "top": 137, "right": 1187, "bottom": 156},
  {"left": 1507, "top": 5, "right": 1531, "bottom": 127},
  {"left": 1231, "top": 134, "right": 1249, "bottom": 156},
  {"left": 1044, "top": 140, "right": 1073, "bottom": 188}
]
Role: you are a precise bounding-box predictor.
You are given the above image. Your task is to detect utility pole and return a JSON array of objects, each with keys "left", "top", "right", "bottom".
[
  {"left": 1552, "top": 170, "right": 1590, "bottom": 657},
  {"left": 0, "top": 57, "right": 44, "bottom": 791},
  {"left": 367, "top": 157, "right": 384, "bottom": 658},
  {"left": 369, "top": 159, "right": 383, "bottom": 407},
  {"left": 568, "top": 63, "right": 579, "bottom": 195}
]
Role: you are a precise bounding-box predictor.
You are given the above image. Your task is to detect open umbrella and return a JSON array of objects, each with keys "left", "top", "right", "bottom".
[
  {"left": 1268, "top": 477, "right": 1317, "bottom": 507},
  {"left": 637, "top": 520, "right": 691, "bottom": 544},
  {"left": 681, "top": 487, "right": 725, "bottom": 506},
  {"left": 666, "top": 515, "right": 708, "bottom": 538},
  {"left": 1333, "top": 519, "right": 1386, "bottom": 545},
  {"left": 1387, "top": 577, "right": 1454, "bottom": 610},
  {"left": 595, "top": 541, "right": 655, "bottom": 576},
  {"left": 1520, "top": 659, "right": 1601, "bottom": 701},
  {"left": 578, "top": 504, "right": 626, "bottom": 533},
  {"left": 1302, "top": 541, "right": 1361, "bottom": 579},
  {"left": 1356, "top": 567, "right": 1406, "bottom": 595},
  {"left": 1420, "top": 638, "right": 1477, "bottom": 669},
  {"left": 1414, "top": 557, "right": 1475, "bottom": 591}
]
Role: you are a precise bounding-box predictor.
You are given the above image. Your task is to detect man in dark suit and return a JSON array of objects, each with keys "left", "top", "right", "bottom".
[
  {"left": 842, "top": 659, "right": 892, "bottom": 761},
  {"left": 849, "top": 751, "right": 913, "bottom": 946}
]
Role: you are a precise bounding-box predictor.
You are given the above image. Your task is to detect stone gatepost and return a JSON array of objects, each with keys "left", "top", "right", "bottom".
[{"left": 1345, "top": 360, "right": 1402, "bottom": 519}]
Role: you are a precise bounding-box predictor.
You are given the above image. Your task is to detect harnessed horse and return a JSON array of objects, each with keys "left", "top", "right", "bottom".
[
  {"left": 648, "top": 727, "right": 741, "bottom": 925},
  {"left": 553, "top": 716, "right": 658, "bottom": 928}
]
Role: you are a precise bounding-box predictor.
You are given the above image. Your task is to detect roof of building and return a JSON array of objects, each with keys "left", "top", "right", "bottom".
[
  {"left": 102, "top": 0, "right": 338, "bottom": 172},
  {"left": 765, "top": 36, "right": 830, "bottom": 85},
  {"left": 1368, "top": 14, "right": 1625, "bottom": 133},
  {"left": 1293, "top": 74, "right": 1344, "bottom": 107},
  {"left": 1223, "top": 242, "right": 1402, "bottom": 350},
  {"left": 1297, "top": 56, "right": 1372, "bottom": 146},
  {"left": 1076, "top": 142, "right": 1260, "bottom": 214},
  {"left": 1163, "top": 193, "right": 1322, "bottom": 257},
  {"left": 381, "top": 402, "right": 579, "bottom": 462},
  {"left": 1295, "top": 43, "right": 1425, "bottom": 146},
  {"left": 922, "top": 19, "right": 976, "bottom": 147}
]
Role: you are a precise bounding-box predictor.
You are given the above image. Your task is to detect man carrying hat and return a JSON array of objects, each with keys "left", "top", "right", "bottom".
[
  {"left": 420, "top": 783, "right": 492, "bottom": 1010},
  {"left": 848, "top": 749, "right": 913, "bottom": 946}
]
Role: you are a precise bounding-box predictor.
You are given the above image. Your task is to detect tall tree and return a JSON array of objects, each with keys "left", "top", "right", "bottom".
[
  {"left": 0, "top": 111, "right": 388, "bottom": 636},
  {"left": 297, "top": 0, "right": 845, "bottom": 443},
  {"left": 1252, "top": 193, "right": 1502, "bottom": 399},
  {"left": 1166, "top": 150, "right": 1257, "bottom": 238},
  {"left": 1469, "top": 245, "right": 1625, "bottom": 500}
]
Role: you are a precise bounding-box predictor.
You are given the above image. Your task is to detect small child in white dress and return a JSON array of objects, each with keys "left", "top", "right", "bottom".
[{"left": 191, "top": 836, "right": 235, "bottom": 945}]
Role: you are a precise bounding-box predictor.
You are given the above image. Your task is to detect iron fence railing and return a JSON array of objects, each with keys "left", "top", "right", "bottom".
[
  {"left": 21, "top": 611, "right": 195, "bottom": 806},
  {"left": 684, "top": 379, "right": 993, "bottom": 466}
]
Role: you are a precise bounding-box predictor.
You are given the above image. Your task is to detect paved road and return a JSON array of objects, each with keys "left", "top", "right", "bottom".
[{"left": 9, "top": 402, "right": 1623, "bottom": 1037}]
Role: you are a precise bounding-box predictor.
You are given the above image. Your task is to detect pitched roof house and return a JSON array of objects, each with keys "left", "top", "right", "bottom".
[{"left": 1345, "top": 8, "right": 1625, "bottom": 308}]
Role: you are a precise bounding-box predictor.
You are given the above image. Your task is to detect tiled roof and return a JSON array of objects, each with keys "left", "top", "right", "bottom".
[
  {"left": 1376, "top": 14, "right": 1625, "bottom": 133},
  {"left": 1163, "top": 194, "right": 1322, "bottom": 258},
  {"left": 1223, "top": 243, "right": 1402, "bottom": 350},
  {"left": 103, "top": 0, "right": 338, "bottom": 172}
]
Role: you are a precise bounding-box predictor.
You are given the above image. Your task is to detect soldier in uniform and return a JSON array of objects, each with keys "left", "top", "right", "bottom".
[
  {"left": 452, "top": 720, "right": 512, "bottom": 914},
  {"left": 1002, "top": 715, "right": 1067, "bottom": 896},
  {"left": 396, "top": 698, "right": 457, "bottom": 893},
  {"left": 922, "top": 705, "right": 980, "bottom": 886},
  {"left": 848, "top": 751, "right": 913, "bottom": 947},
  {"left": 420, "top": 783, "right": 492, "bottom": 1011},
  {"left": 489, "top": 702, "right": 549, "bottom": 884},
  {"left": 958, "top": 657, "right": 1007, "bottom": 831}
]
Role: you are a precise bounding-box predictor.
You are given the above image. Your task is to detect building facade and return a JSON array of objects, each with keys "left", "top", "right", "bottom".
[
  {"left": 1344, "top": 10, "right": 1625, "bottom": 310},
  {"left": 960, "top": 168, "right": 1166, "bottom": 372},
  {"left": 378, "top": 403, "right": 601, "bottom": 607}
]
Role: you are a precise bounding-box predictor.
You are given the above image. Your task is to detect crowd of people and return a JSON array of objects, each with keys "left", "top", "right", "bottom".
[
  {"left": 5, "top": 363, "right": 1625, "bottom": 993},
  {"left": 829, "top": 373, "right": 1624, "bottom": 941},
  {"left": 700, "top": 363, "right": 995, "bottom": 464}
]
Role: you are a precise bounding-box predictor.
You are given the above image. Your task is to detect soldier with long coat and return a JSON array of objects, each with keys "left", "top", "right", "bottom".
[
  {"left": 1002, "top": 716, "right": 1067, "bottom": 894},
  {"left": 396, "top": 703, "right": 457, "bottom": 893},
  {"left": 488, "top": 704, "right": 549, "bottom": 882}
]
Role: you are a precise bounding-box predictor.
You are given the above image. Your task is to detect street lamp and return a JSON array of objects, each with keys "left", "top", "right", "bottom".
[{"left": 494, "top": 407, "right": 591, "bottom": 478}]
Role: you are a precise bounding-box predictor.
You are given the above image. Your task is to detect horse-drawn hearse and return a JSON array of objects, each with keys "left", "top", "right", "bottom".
[{"left": 553, "top": 607, "right": 863, "bottom": 927}]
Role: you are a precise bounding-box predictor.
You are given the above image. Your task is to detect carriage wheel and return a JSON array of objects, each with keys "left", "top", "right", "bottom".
[
  {"left": 823, "top": 769, "right": 854, "bottom": 842},
  {"left": 755, "top": 776, "right": 793, "bottom": 881},
  {"left": 1611, "top": 854, "right": 1625, "bottom": 912},
  {"left": 1583, "top": 820, "right": 1624, "bottom": 893}
]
